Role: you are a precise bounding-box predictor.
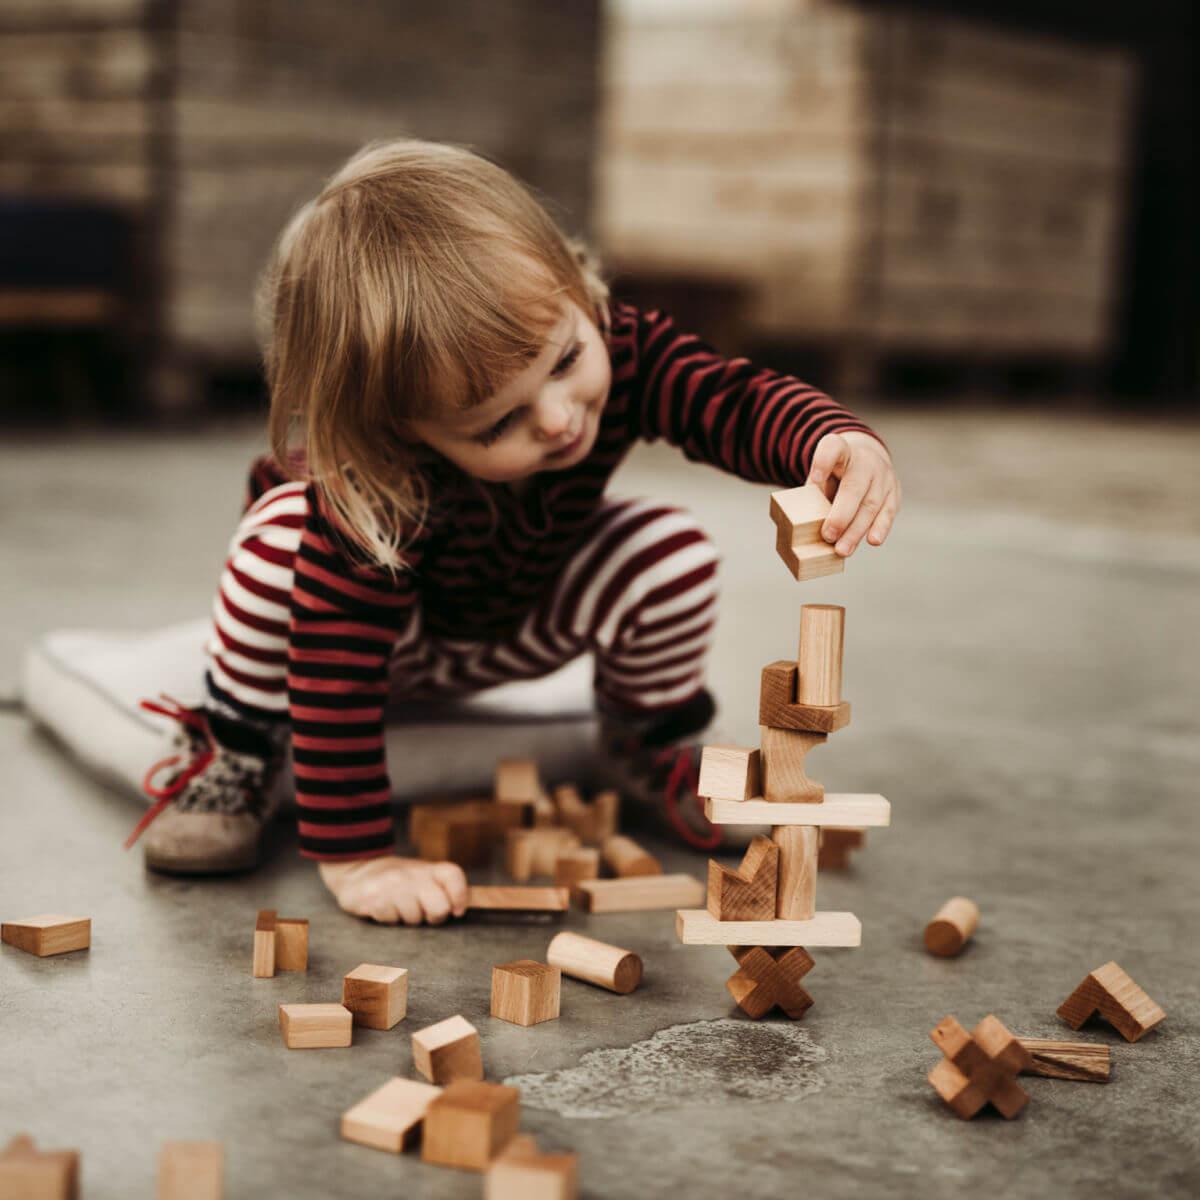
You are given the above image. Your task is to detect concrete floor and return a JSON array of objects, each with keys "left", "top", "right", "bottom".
[{"left": 1, "top": 407, "right": 1198, "bottom": 1198}]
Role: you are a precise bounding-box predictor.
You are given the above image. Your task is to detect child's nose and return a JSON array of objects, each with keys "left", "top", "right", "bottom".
[{"left": 534, "top": 394, "right": 572, "bottom": 440}]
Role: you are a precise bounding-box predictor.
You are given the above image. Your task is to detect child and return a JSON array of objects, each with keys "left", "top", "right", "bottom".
[{"left": 128, "top": 138, "right": 900, "bottom": 925}]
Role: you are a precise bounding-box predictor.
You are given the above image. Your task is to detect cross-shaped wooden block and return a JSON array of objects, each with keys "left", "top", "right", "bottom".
[
  {"left": 725, "top": 945, "right": 815, "bottom": 1019},
  {"left": 928, "top": 1014, "right": 1033, "bottom": 1119}
]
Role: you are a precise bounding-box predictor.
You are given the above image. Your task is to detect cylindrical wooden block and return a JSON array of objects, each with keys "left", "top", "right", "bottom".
[
  {"left": 924, "top": 896, "right": 980, "bottom": 956},
  {"left": 601, "top": 835, "right": 661, "bottom": 878},
  {"left": 547, "top": 931, "right": 643, "bottom": 994},
  {"left": 797, "top": 604, "right": 845, "bottom": 705},
  {"left": 772, "top": 825, "right": 818, "bottom": 919}
]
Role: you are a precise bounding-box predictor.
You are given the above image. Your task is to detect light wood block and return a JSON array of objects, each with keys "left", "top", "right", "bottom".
[
  {"left": 704, "top": 795, "right": 891, "bottom": 827},
  {"left": 1057, "top": 961, "right": 1165, "bottom": 1042},
  {"left": 491, "top": 960, "right": 561, "bottom": 1026},
  {"left": 341, "top": 1077, "right": 442, "bottom": 1152},
  {"left": 760, "top": 726, "right": 825, "bottom": 803},
  {"left": 485, "top": 1137, "right": 578, "bottom": 1199},
  {"left": 576, "top": 874, "right": 704, "bottom": 913},
  {"left": 421, "top": 1081, "right": 520, "bottom": 1172},
  {"left": 759, "top": 660, "right": 852, "bottom": 734},
  {"left": 506, "top": 829, "right": 580, "bottom": 881},
  {"left": 275, "top": 918, "right": 309, "bottom": 972},
  {"left": 928, "top": 1014, "right": 1032, "bottom": 1119},
  {"left": 415, "top": 813, "right": 494, "bottom": 869},
  {"left": 1, "top": 914, "right": 90, "bottom": 958},
  {"left": 467, "top": 887, "right": 570, "bottom": 913},
  {"left": 676, "top": 908, "right": 861, "bottom": 946},
  {"left": 553, "top": 848, "right": 600, "bottom": 888},
  {"left": 158, "top": 1141, "right": 223, "bottom": 1199},
  {"left": 547, "top": 931, "right": 642, "bottom": 994},
  {"left": 412, "top": 1015, "right": 483, "bottom": 1084},
  {"left": 697, "top": 745, "right": 760, "bottom": 801},
  {"left": 797, "top": 604, "right": 845, "bottom": 705},
  {"left": 343, "top": 963, "right": 408, "bottom": 1030},
  {"left": 924, "top": 897, "right": 980, "bottom": 957},
  {"left": 769, "top": 485, "right": 844, "bottom": 581},
  {"left": 601, "top": 835, "right": 661, "bottom": 878},
  {"left": 818, "top": 827, "right": 865, "bottom": 868},
  {"left": 772, "top": 825, "right": 818, "bottom": 920},
  {"left": 707, "top": 836, "right": 778, "bottom": 921},
  {"left": 495, "top": 759, "right": 541, "bottom": 807},
  {"left": 0, "top": 1134, "right": 79, "bottom": 1199},
  {"left": 1018, "top": 1038, "right": 1111, "bottom": 1083},
  {"left": 592, "top": 789, "right": 620, "bottom": 843},
  {"left": 278, "top": 1003, "right": 352, "bottom": 1049},
  {"left": 252, "top": 909, "right": 276, "bottom": 978},
  {"left": 726, "top": 945, "right": 815, "bottom": 1020}
]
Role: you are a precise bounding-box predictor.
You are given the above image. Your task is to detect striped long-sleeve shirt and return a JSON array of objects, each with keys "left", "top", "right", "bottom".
[{"left": 215, "top": 300, "right": 883, "bottom": 859}]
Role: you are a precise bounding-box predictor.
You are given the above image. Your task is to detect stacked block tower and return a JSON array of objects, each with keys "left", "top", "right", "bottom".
[{"left": 675, "top": 484, "right": 892, "bottom": 1018}]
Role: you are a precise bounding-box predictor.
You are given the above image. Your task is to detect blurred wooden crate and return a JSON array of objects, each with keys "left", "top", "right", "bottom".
[{"left": 598, "top": 0, "right": 1136, "bottom": 368}]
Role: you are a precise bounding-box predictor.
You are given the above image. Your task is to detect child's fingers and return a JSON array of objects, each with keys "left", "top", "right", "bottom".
[
  {"left": 417, "top": 883, "right": 452, "bottom": 925},
  {"left": 807, "top": 434, "right": 849, "bottom": 492},
  {"left": 866, "top": 488, "right": 899, "bottom": 546},
  {"left": 833, "top": 478, "right": 888, "bottom": 556},
  {"left": 821, "top": 461, "right": 873, "bottom": 545},
  {"left": 431, "top": 862, "right": 469, "bottom": 915}
]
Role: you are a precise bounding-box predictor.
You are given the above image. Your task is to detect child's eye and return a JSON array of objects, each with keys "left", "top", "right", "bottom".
[
  {"left": 552, "top": 342, "right": 583, "bottom": 377},
  {"left": 477, "top": 409, "right": 517, "bottom": 447}
]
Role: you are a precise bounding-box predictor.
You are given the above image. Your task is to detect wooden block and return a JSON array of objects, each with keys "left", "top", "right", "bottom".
[
  {"left": 705, "top": 795, "right": 890, "bottom": 827},
  {"left": 0, "top": 1134, "right": 79, "bottom": 1199},
  {"left": 547, "top": 931, "right": 642, "bottom": 994},
  {"left": 818, "top": 827, "right": 865, "bottom": 869},
  {"left": 726, "top": 945, "right": 815, "bottom": 1020},
  {"left": 467, "top": 887, "right": 570, "bottom": 913},
  {"left": 554, "top": 847, "right": 600, "bottom": 888},
  {"left": 697, "top": 745, "right": 760, "bottom": 801},
  {"left": 278, "top": 1003, "right": 352, "bottom": 1049},
  {"left": 592, "top": 789, "right": 620, "bottom": 843},
  {"left": 341, "top": 1077, "right": 442, "bottom": 1152},
  {"left": 797, "top": 604, "right": 845, "bottom": 705},
  {"left": 928, "top": 1013, "right": 1032, "bottom": 1119},
  {"left": 924, "top": 897, "right": 980, "bottom": 957},
  {"left": 421, "top": 1081, "right": 520, "bottom": 1172},
  {"left": 1, "top": 914, "right": 90, "bottom": 958},
  {"left": 485, "top": 1138, "right": 578, "bottom": 1199},
  {"left": 533, "top": 791, "right": 557, "bottom": 827},
  {"left": 759, "top": 661, "right": 851, "bottom": 733},
  {"left": 506, "top": 829, "right": 579, "bottom": 882},
  {"left": 1018, "top": 1038, "right": 1111, "bottom": 1083},
  {"left": 415, "top": 814, "right": 494, "bottom": 869},
  {"left": 158, "top": 1141, "right": 223, "bottom": 1199},
  {"left": 495, "top": 759, "right": 540, "bottom": 807},
  {"left": 576, "top": 874, "right": 704, "bottom": 913},
  {"left": 252, "top": 909, "right": 276, "bottom": 978},
  {"left": 707, "top": 835, "right": 779, "bottom": 921},
  {"left": 490, "top": 960, "right": 561, "bottom": 1026},
  {"left": 412, "top": 1015, "right": 484, "bottom": 1084},
  {"left": 552, "top": 784, "right": 591, "bottom": 841},
  {"left": 343, "top": 963, "right": 408, "bottom": 1030},
  {"left": 275, "top": 918, "right": 309, "bottom": 972},
  {"left": 760, "top": 726, "right": 825, "bottom": 803},
  {"left": 1056, "top": 961, "right": 1165, "bottom": 1042},
  {"left": 601, "top": 835, "right": 661, "bottom": 878},
  {"left": 676, "top": 908, "right": 861, "bottom": 946},
  {"left": 769, "top": 485, "right": 844, "bottom": 581},
  {"left": 772, "top": 825, "right": 818, "bottom": 920}
]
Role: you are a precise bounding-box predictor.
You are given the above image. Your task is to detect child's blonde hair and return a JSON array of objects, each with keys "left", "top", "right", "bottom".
[{"left": 259, "top": 137, "right": 612, "bottom": 571}]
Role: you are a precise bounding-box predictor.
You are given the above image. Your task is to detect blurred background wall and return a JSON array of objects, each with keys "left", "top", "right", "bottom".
[{"left": 0, "top": 0, "right": 1193, "bottom": 421}]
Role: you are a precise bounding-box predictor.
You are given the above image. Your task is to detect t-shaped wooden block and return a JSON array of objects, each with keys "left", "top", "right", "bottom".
[{"left": 769, "top": 485, "right": 844, "bottom": 581}]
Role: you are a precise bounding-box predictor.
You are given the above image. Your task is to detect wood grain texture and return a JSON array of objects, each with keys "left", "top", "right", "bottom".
[
  {"left": 697, "top": 745, "right": 761, "bottom": 801},
  {"left": 1, "top": 914, "right": 90, "bottom": 957},
  {"left": 601, "top": 835, "right": 661, "bottom": 878},
  {"left": 818, "top": 827, "right": 865, "bottom": 868},
  {"left": 759, "top": 659, "right": 851, "bottom": 733},
  {"left": 924, "top": 896, "right": 980, "bottom": 956},
  {"left": 707, "top": 835, "right": 779, "bottom": 920},
  {"left": 485, "top": 1138, "right": 578, "bottom": 1199},
  {"left": 342, "top": 963, "right": 408, "bottom": 1030},
  {"left": 576, "top": 875, "right": 704, "bottom": 913},
  {"left": 928, "top": 1013, "right": 1032, "bottom": 1119},
  {"left": 412, "top": 1015, "right": 483, "bottom": 1085},
  {"left": 158, "top": 1141, "right": 223, "bottom": 1199},
  {"left": 797, "top": 604, "right": 845, "bottom": 704},
  {"left": 421, "top": 1081, "right": 520, "bottom": 1172},
  {"left": 676, "top": 908, "right": 861, "bottom": 946},
  {"left": 490, "top": 960, "right": 561, "bottom": 1026},
  {"left": 1017, "top": 1038, "right": 1111, "bottom": 1083},
  {"left": 760, "top": 726, "right": 825, "bottom": 803},
  {"left": 769, "top": 485, "right": 844, "bottom": 581},
  {"left": 341, "top": 1077, "right": 442, "bottom": 1153},
  {"left": 252, "top": 909, "right": 276, "bottom": 978},
  {"left": 772, "top": 825, "right": 818, "bottom": 919},
  {"left": 725, "top": 945, "right": 815, "bottom": 1019},
  {"left": 505, "top": 829, "right": 580, "bottom": 882},
  {"left": 278, "top": 1003, "right": 352, "bottom": 1050},
  {"left": 467, "top": 887, "right": 570, "bottom": 913},
  {"left": 415, "top": 813, "right": 494, "bottom": 868},
  {"left": 705, "top": 794, "right": 890, "bottom": 827},
  {"left": 553, "top": 847, "right": 600, "bottom": 888},
  {"left": 275, "top": 918, "right": 309, "bottom": 972},
  {"left": 1056, "top": 961, "right": 1165, "bottom": 1042},
  {"left": 547, "top": 931, "right": 642, "bottom": 994}
]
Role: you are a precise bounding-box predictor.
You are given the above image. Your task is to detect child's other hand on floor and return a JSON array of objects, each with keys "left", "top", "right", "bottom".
[
  {"left": 318, "top": 855, "right": 468, "bottom": 925},
  {"left": 808, "top": 430, "right": 901, "bottom": 558}
]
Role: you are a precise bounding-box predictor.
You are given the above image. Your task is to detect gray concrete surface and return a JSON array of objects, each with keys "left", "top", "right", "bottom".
[{"left": 2, "top": 409, "right": 1199, "bottom": 1198}]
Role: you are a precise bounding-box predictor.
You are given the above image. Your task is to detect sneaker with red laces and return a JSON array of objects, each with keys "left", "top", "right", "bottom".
[{"left": 125, "top": 695, "right": 281, "bottom": 874}]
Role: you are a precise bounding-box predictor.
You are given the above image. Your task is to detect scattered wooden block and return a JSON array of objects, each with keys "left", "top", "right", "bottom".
[
  {"left": 158, "top": 1141, "right": 223, "bottom": 1198},
  {"left": 547, "top": 931, "right": 642, "bottom": 994},
  {"left": 414, "top": 812, "right": 494, "bottom": 869},
  {"left": 924, "top": 897, "right": 980, "bottom": 957},
  {"left": 532, "top": 791, "right": 557, "bottom": 827},
  {"left": 760, "top": 726, "right": 825, "bottom": 803},
  {"left": 485, "top": 1136, "right": 578, "bottom": 1200},
  {"left": 759, "top": 660, "right": 851, "bottom": 733},
  {"left": 0, "top": 1134, "right": 79, "bottom": 1199},
  {"left": 495, "top": 759, "right": 541, "bottom": 807},
  {"left": 601, "top": 835, "right": 661, "bottom": 878},
  {"left": 592, "top": 789, "right": 620, "bottom": 843},
  {"left": 421, "top": 1081, "right": 520, "bottom": 1172},
  {"left": 575, "top": 874, "right": 704, "bottom": 913},
  {"left": 797, "top": 604, "right": 845, "bottom": 705},
  {"left": 1017, "top": 1038, "right": 1111, "bottom": 1083},
  {"left": 928, "top": 1014, "right": 1032, "bottom": 1119},
  {"left": 343, "top": 963, "right": 408, "bottom": 1030},
  {"left": 707, "top": 835, "right": 779, "bottom": 921},
  {"left": 1, "top": 914, "right": 90, "bottom": 958},
  {"left": 704, "top": 795, "right": 891, "bottom": 827},
  {"left": 341, "top": 1077, "right": 442, "bottom": 1152},
  {"left": 769, "top": 484, "right": 844, "bottom": 581},
  {"left": 1057, "top": 961, "right": 1165, "bottom": 1042},
  {"left": 252, "top": 909, "right": 276, "bottom": 978},
  {"left": 554, "top": 847, "right": 600, "bottom": 889},
  {"left": 505, "top": 829, "right": 580, "bottom": 881},
  {"left": 412, "top": 1015, "right": 484, "bottom": 1084},
  {"left": 491, "top": 960, "right": 561, "bottom": 1026},
  {"left": 275, "top": 918, "right": 309, "bottom": 972},
  {"left": 771, "top": 825, "right": 818, "bottom": 919},
  {"left": 467, "top": 887, "right": 570, "bottom": 913},
  {"left": 278, "top": 1003, "right": 353, "bottom": 1049},
  {"left": 675, "top": 908, "right": 861, "bottom": 946},
  {"left": 726, "top": 945, "right": 815, "bottom": 1020},
  {"left": 697, "top": 745, "right": 761, "bottom": 801},
  {"left": 818, "top": 827, "right": 865, "bottom": 869}
]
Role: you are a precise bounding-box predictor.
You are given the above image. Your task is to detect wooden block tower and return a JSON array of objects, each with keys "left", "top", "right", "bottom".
[{"left": 675, "top": 484, "right": 892, "bottom": 1018}]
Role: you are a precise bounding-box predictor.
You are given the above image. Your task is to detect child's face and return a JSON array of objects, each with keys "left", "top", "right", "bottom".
[{"left": 409, "top": 299, "right": 611, "bottom": 483}]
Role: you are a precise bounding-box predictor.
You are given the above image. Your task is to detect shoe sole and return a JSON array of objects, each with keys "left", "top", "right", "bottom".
[{"left": 144, "top": 848, "right": 260, "bottom": 876}]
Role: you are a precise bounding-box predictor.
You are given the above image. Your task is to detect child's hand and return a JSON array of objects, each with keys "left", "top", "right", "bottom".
[
  {"left": 318, "top": 855, "right": 468, "bottom": 925},
  {"left": 808, "top": 430, "right": 901, "bottom": 557}
]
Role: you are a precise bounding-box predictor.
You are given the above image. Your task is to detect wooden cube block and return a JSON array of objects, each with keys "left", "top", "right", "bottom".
[
  {"left": 491, "top": 960, "right": 561, "bottom": 1027},
  {"left": 0, "top": 1134, "right": 79, "bottom": 1198},
  {"left": 1, "top": 914, "right": 90, "bottom": 957},
  {"left": 697, "top": 745, "right": 760, "bottom": 801},
  {"left": 485, "top": 1137, "right": 578, "bottom": 1199},
  {"left": 421, "top": 1081, "right": 520, "bottom": 1171},
  {"left": 343, "top": 963, "right": 408, "bottom": 1030},
  {"left": 275, "top": 918, "right": 309, "bottom": 972},
  {"left": 252, "top": 909, "right": 276, "bottom": 978},
  {"left": 412, "top": 1014, "right": 483, "bottom": 1084},
  {"left": 415, "top": 813, "right": 494, "bottom": 869},
  {"left": 278, "top": 1003, "right": 353, "bottom": 1049},
  {"left": 158, "top": 1141, "right": 223, "bottom": 1198},
  {"left": 554, "top": 847, "right": 600, "bottom": 888},
  {"left": 341, "top": 1077, "right": 442, "bottom": 1153}
]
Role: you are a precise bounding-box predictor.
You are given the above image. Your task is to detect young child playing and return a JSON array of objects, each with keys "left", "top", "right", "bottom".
[{"left": 127, "top": 137, "right": 900, "bottom": 926}]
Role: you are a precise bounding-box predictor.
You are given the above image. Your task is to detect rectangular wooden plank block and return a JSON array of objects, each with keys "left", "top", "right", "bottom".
[
  {"left": 467, "top": 887, "right": 570, "bottom": 913},
  {"left": 274, "top": 918, "right": 308, "bottom": 972},
  {"left": 1018, "top": 1038, "right": 1111, "bottom": 1083},
  {"left": 252, "top": 909, "right": 276, "bottom": 978},
  {"left": 158, "top": 1140, "right": 223, "bottom": 1198},
  {"left": 576, "top": 874, "right": 704, "bottom": 913},
  {"left": 675, "top": 908, "right": 861, "bottom": 946},
  {"left": 705, "top": 794, "right": 891, "bottom": 826},
  {"left": 341, "top": 1077, "right": 442, "bottom": 1152},
  {"left": 1, "top": 914, "right": 91, "bottom": 957},
  {"left": 278, "top": 1003, "right": 352, "bottom": 1049}
]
